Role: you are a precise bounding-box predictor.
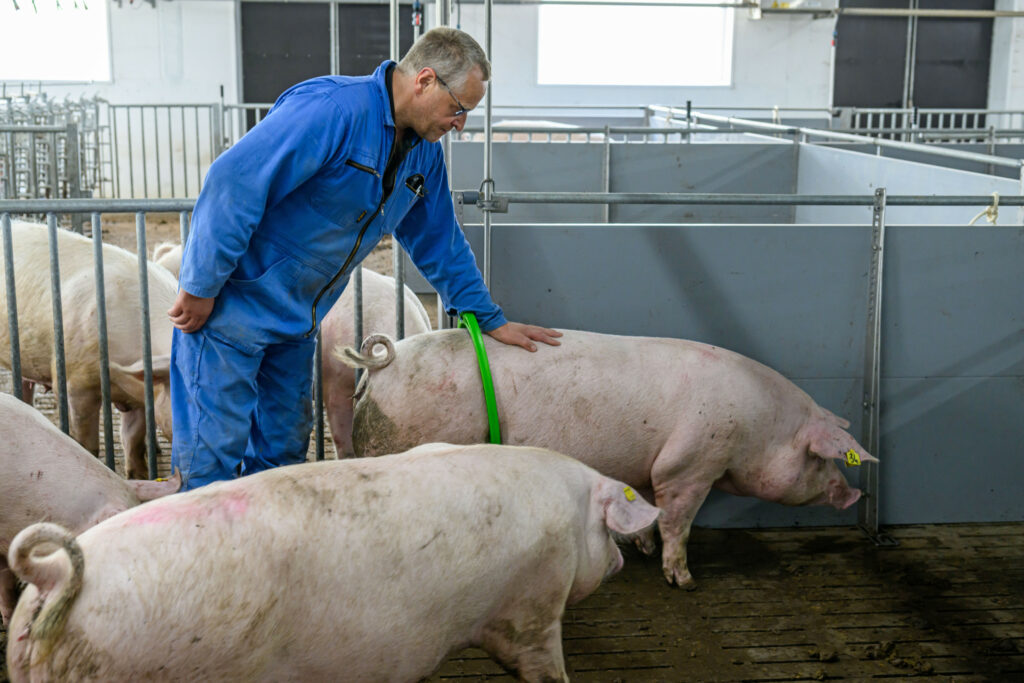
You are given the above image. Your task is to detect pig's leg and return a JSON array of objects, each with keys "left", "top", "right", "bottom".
[
  {"left": 68, "top": 389, "right": 101, "bottom": 457},
  {"left": 120, "top": 407, "right": 151, "bottom": 479},
  {"left": 0, "top": 556, "right": 16, "bottom": 626},
  {"left": 480, "top": 618, "right": 568, "bottom": 683},
  {"left": 651, "top": 444, "right": 718, "bottom": 589},
  {"left": 20, "top": 379, "right": 35, "bottom": 404}
]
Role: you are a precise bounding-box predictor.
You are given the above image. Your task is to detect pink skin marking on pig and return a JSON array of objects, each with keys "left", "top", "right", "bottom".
[{"left": 124, "top": 493, "right": 248, "bottom": 526}]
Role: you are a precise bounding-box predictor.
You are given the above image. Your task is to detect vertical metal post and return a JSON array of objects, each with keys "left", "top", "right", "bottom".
[
  {"left": 390, "top": 0, "right": 406, "bottom": 340},
  {"left": 482, "top": 0, "right": 494, "bottom": 288},
  {"left": 314, "top": 329, "right": 325, "bottom": 461},
  {"left": 66, "top": 122, "right": 85, "bottom": 233},
  {"left": 353, "top": 266, "right": 364, "bottom": 385},
  {"left": 152, "top": 108, "right": 163, "bottom": 198},
  {"left": 330, "top": 3, "right": 339, "bottom": 75},
  {"left": 179, "top": 210, "right": 190, "bottom": 246},
  {"left": 858, "top": 188, "right": 895, "bottom": 546},
  {"left": 2, "top": 212, "right": 23, "bottom": 400},
  {"left": 140, "top": 108, "right": 150, "bottom": 198},
  {"left": 167, "top": 107, "right": 176, "bottom": 198},
  {"left": 901, "top": 0, "right": 918, "bottom": 111},
  {"left": 46, "top": 213, "right": 70, "bottom": 433},
  {"left": 91, "top": 212, "right": 115, "bottom": 470},
  {"left": 602, "top": 125, "right": 611, "bottom": 223},
  {"left": 212, "top": 102, "right": 226, "bottom": 159},
  {"left": 194, "top": 107, "right": 202, "bottom": 193},
  {"left": 135, "top": 212, "right": 158, "bottom": 479},
  {"left": 181, "top": 107, "right": 189, "bottom": 197},
  {"left": 126, "top": 108, "right": 136, "bottom": 198}
]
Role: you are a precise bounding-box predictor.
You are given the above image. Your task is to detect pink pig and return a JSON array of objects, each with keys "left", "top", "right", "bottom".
[
  {"left": 341, "top": 329, "right": 878, "bottom": 588},
  {"left": 0, "top": 393, "right": 179, "bottom": 625},
  {"left": 6, "top": 444, "right": 658, "bottom": 682}
]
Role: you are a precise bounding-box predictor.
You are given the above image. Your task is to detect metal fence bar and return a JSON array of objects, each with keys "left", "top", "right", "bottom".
[
  {"left": 1, "top": 212, "right": 22, "bottom": 400},
  {"left": 134, "top": 211, "right": 158, "bottom": 479},
  {"left": 46, "top": 212, "right": 70, "bottom": 434},
  {"left": 858, "top": 188, "right": 895, "bottom": 546},
  {"left": 464, "top": 191, "right": 1024, "bottom": 206},
  {"left": 91, "top": 212, "right": 116, "bottom": 470},
  {"left": 314, "top": 329, "right": 325, "bottom": 461}
]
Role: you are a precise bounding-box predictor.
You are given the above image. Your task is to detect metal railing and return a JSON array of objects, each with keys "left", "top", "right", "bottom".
[{"left": 647, "top": 107, "right": 1024, "bottom": 186}]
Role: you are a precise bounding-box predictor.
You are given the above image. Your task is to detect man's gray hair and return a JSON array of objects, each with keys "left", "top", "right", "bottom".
[{"left": 397, "top": 27, "right": 490, "bottom": 89}]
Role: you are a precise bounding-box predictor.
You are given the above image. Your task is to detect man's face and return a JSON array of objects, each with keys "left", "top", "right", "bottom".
[{"left": 414, "top": 66, "right": 486, "bottom": 142}]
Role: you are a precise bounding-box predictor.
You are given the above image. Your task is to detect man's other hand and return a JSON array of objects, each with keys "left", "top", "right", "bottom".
[
  {"left": 486, "top": 322, "right": 562, "bottom": 352},
  {"left": 168, "top": 290, "right": 215, "bottom": 333}
]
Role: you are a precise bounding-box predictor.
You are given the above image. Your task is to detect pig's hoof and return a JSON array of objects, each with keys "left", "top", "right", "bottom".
[
  {"left": 633, "top": 533, "right": 657, "bottom": 556},
  {"left": 663, "top": 567, "right": 697, "bottom": 591}
]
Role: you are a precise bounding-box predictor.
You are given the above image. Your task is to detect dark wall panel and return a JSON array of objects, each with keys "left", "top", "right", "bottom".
[
  {"left": 337, "top": 5, "right": 416, "bottom": 76},
  {"left": 913, "top": 0, "right": 993, "bottom": 108},
  {"left": 241, "top": 3, "right": 331, "bottom": 104},
  {"left": 833, "top": 0, "right": 909, "bottom": 108}
]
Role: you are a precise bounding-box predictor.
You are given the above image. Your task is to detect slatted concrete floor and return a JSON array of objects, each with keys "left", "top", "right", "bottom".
[{"left": 432, "top": 524, "right": 1024, "bottom": 681}]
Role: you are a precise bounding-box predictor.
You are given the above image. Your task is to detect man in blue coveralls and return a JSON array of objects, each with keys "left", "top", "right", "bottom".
[{"left": 167, "top": 27, "right": 561, "bottom": 490}]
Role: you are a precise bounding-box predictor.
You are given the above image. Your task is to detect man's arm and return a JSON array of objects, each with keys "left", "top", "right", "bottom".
[
  {"left": 172, "top": 90, "right": 349, "bottom": 332},
  {"left": 394, "top": 150, "right": 560, "bottom": 351}
]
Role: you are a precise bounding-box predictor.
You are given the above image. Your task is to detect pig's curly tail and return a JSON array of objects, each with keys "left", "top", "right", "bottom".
[
  {"left": 335, "top": 333, "right": 396, "bottom": 371},
  {"left": 9, "top": 522, "right": 85, "bottom": 663}
]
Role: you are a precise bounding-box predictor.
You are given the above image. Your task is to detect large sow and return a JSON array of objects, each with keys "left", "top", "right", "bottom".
[
  {"left": 6, "top": 443, "right": 658, "bottom": 682},
  {"left": 343, "top": 329, "right": 877, "bottom": 588}
]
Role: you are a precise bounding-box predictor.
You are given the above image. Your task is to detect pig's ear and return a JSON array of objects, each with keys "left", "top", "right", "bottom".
[
  {"left": 807, "top": 425, "right": 879, "bottom": 463},
  {"left": 126, "top": 469, "right": 181, "bottom": 501},
  {"left": 597, "top": 479, "right": 660, "bottom": 536}
]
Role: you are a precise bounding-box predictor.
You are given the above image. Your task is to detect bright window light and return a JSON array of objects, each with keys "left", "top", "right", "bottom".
[
  {"left": 537, "top": 2, "right": 733, "bottom": 87},
  {"left": 0, "top": 3, "right": 111, "bottom": 81}
]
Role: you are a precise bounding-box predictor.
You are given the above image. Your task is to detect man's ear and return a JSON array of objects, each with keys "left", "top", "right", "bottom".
[{"left": 413, "top": 67, "right": 436, "bottom": 94}]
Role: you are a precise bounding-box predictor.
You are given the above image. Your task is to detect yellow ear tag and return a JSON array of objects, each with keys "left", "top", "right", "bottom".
[
  {"left": 845, "top": 449, "right": 862, "bottom": 467},
  {"left": 155, "top": 477, "right": 168, "bottom": 482},
  {"left": 623, "top": 486, "right": 637, "bottom": 502}
]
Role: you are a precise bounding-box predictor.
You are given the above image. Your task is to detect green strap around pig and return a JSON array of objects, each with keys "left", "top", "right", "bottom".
[{"left": 458, "top": 312, "right": 502, "bottom": 444}]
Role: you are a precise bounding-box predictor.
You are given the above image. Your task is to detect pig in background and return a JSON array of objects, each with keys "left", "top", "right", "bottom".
[
  {"left": 0, "top": 393, "right": 179, "bottom": 626},
  {"left": 0, "top": 220, "right": 177, "bottom": 479},
  {"left": 341, "top": 329, "right": 878, "bottom": 589},
  {"left": 6, "top": 444, "right": 659, "bottom": 682},
  {"left": 152, "top": 238, "right": 431, "bottom": 459}
]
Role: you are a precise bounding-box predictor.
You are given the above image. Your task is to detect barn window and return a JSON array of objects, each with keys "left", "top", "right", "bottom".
[
  {"left": 0, "top": 3, "right": 111, "bottom": 82},
  {"left": 537, "top": 1, "right": 734, "bottom": 87}
]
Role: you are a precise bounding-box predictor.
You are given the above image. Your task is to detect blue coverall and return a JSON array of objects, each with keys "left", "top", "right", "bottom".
[{"left": 171, "top": 61, "right": 506, "bottom": 490}]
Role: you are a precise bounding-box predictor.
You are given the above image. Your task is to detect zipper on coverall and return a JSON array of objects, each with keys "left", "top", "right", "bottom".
[{"left": 303, "top": 139, "right": 402, "bottom": 338}]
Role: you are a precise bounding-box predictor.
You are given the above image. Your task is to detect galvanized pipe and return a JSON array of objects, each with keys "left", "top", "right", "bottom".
[
  {"left": 353, "top": 266, "right": 364, "bottom": 386},
  {"left": 658, "top": 109, "right": 1024, "bottom": 170},
  {"left": 134, "top": 212, "right": 159, "bottom": 479},
  {"left": 179, "top": 210, "right": 190, "bottom": 246},
  {"left": 857, "top": 188, "right": 895, "bottom": 546},
  {"left": 2, "top": 212, "right": 23, "bottom": 400},
  {"left": 46, "top": 213, "right": 70, "bottom": 433},
  {"left": 482, "top": 0, "right": 494, "bottom": 288},
  {"left": 91, "top": 212, "right": 116, "bottom": 470},
  {"left": 314, "top": 329, "right": 325, "bottom": 461},
  {"left": 391, "top": 0, "right": 406, "bottom": 340},
  {"left": 463, "top": 191, "right": 1024, "bottom": 206}
]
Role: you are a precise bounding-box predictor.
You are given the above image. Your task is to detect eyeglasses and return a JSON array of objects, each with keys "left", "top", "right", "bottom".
[{"left": 433, "top": 71, "right": 469, "bottom": 118}]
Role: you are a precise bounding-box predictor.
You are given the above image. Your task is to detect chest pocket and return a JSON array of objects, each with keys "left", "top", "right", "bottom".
[
  {"left": 382, "top": 173, "right": 427, "bottom": 233},
  {"left": 308, "top": 153, "right": 381, "bottom": 226}
]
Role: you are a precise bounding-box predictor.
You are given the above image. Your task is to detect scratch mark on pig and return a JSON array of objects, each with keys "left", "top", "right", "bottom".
[{"left": 419, "top": 530, "right": 443, "bottom": 550}]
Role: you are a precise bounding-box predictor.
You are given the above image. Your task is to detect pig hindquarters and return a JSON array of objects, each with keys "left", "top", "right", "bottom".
[
  {"left": 0, "top": 394, "right": 179, "bottom": 625},
  {"left": 6, "top": 444, "right": 659, "bottom": 682},
  {"left": 320, "top": 268, "right": 432, "bottom": 457},
  {"left": 342, "top": 329, "right": 877, "bottom": 589},
  {"left": 0, "top": 220, "right": 178, "bottom": 478}
]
